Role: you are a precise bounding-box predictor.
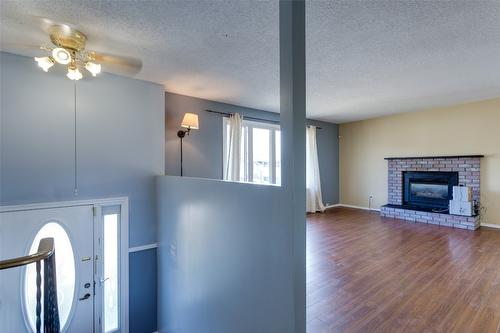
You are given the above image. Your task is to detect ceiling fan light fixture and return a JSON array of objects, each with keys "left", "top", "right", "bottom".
[
  {"left": 52, "top": 47, "right": 71, "bottom": 64},
  {"left": 67, "top": 66, "right": 83, "bottom": 81},
  {"left": 85, "top": 62, "right": 101, "bottom": 76},
  {"left": 34, "top": 56, "right": 55, "bottom": 72},
  {"left": 32, "top": 23, "right": 140, "bottom": 80}
]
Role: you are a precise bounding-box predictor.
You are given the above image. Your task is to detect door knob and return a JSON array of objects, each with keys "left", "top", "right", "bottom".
[{"left": 79, "top": 293, "right": 91, "bottom": 301}]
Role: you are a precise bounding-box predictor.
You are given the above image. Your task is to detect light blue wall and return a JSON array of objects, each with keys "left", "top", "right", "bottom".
[
  {"left": 165, "top": 92, "right": 339, "bottom": 205},
  {"left": 157, "top": 177, "right": 294, "bottom": 333},
  {"left": 0, "top": 52, "right": 164, "bottom": 331},
  {"left": 158, "top": 4, "right": 307, "bottom": 331}
]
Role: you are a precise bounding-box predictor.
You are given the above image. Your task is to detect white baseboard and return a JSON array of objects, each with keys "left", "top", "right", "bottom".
[
  {"left": 324, "top": 204, "right": 341, "bottom": 209},
  {"left": 129, "top": 243, "right": 158, "bottom": 253},
  {"left": 325, "top": 203, "right": 380, "bottom": 212},
  {"left": 481, "top": 223, "right": 500, "bottom": 230}
]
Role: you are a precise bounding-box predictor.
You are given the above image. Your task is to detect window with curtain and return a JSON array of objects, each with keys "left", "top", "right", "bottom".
[
  {"left": 306, "top": 125, "right": 325, "bottom": 213},
  {"left": 223, "top": 117, "right": 281, "bottom": 185}
]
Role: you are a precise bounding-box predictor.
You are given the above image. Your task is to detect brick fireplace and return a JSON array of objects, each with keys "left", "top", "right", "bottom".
[{"left": 380, "top": 155, "right": 483, "bottom": 230}]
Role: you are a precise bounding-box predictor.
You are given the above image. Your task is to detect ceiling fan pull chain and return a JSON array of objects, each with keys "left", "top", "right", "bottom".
[{"left": 73, "top": 79, "right": 78, "bottom": 196}]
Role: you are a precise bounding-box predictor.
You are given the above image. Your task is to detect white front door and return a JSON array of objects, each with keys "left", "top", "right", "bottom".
[{"left": 0, "top": 205, "right": 94, "bottom": 333}]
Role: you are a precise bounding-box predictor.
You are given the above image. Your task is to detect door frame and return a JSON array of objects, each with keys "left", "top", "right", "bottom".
[{"left": 0, "top": 196, "right": 129, "bottom": 333}]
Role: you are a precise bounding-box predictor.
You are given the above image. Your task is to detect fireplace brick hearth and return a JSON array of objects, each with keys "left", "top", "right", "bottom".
[{"left": 380, "top": 155, "right": 483, "bottom": 230}]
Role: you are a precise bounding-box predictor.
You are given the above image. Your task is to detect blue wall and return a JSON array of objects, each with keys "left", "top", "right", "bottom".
[
  {"left": 165, "top": 92, "right": 339, "bottom": 205},
  {"left": 0, "top": 52, "right": 163, "bottom": 332},
  {"left": 157, "top": 177, "right": 295, "bottom": 333},
  {"left": 157, "top": 7, "right": 308, "bottom": 328},
  {"left": 130, "top": 248, "right": 158, "bottom": 333}
]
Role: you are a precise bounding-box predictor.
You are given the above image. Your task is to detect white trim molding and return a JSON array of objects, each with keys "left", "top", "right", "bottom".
[
  {"left": 129, "top": 243, "right": 158, "bottom": 253},
  {"left": 481, "top": 223, "right": 500, "bottom": 229},
  {"left": 324, "top": 203, "right": 381, "bottom": 212},
  {"left": 324, "top": 203, "right": 341, "bottom": 208},
  {"left": 0, "top": 196, "right": 130, "bottom": 213}
]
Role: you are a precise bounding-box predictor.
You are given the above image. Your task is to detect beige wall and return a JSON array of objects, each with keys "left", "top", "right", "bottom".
[{"left": 339, "top": 98, "right": 500, "bottom": 226}]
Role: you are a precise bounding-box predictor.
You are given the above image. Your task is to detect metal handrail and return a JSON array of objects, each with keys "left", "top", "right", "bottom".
[
  {"left": 0, "top": 237, "right": 60, "bottom": 332},
  {"left": 0, "top": 238, "right": 54, "bottom": 270}
]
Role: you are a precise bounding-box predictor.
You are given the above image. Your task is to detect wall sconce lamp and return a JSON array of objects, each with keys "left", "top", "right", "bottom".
[{"left": 177, "top": 113, "right": 199, "bottom": 176}]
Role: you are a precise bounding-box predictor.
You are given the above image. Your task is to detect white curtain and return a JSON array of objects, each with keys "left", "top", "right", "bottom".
[
  {"left": 223, "top": 113, "right": 242, "bottom": 181},
  {"left": 306, "top": 125, "right": 325, "bottom": 213}
]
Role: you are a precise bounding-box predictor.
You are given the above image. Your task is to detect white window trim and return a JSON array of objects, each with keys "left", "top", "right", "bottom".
[
  {"left": 95, "top": 204, "right": 126, "bottom": 333},
  {"left": 223, "top": 117, "right": 281, "bottom": 185},
  {"left": 0, "top": 197, "right": 130, "bottom": 333}
]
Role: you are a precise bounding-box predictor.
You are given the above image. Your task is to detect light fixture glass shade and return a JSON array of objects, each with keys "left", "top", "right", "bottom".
[
  {"left": 181, "top": 113, "right": 199, "bottom": 129},
  {"left": 34, "top": 56, "right": 55, "bottom": 72},
  {"left": 67, "top": 67, "right": 83, "bottom": 80},
  {"left": 85, "top": 62, "right": 101, "bottom": 76},
  {"left": 52, "top": 47, "right": 71, "bottom": 65}
]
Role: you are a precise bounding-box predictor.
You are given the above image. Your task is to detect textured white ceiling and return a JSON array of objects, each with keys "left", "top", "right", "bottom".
[{"left": 1, "top": 0, "right": 500, "bottom": 123}]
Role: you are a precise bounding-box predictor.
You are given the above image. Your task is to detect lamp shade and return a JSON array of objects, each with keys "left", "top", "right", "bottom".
[
  {"left": 67, "top": 67, "right": 83, "bottom": 81},
  {"left": 34, "top": 56, "right": 55, "bottom": 72},
  {"left": 85, "top": 62, "right": 101, "bottom": 76},
  {"left": 181, "top": 113, "right": 199, "bottom": 130}
]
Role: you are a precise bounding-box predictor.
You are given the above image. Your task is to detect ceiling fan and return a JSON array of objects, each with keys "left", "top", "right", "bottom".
[
  {"left": 6, "top": 18, "right": 144, "bottom": 196},
  {"left": 30, "top": 20, "right": 142, "bottom": 80}
]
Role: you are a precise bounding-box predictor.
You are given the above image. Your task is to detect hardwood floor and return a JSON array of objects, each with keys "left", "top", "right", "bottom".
[{"left": 307, "top": 207, "right": 500, "bottom": 333}]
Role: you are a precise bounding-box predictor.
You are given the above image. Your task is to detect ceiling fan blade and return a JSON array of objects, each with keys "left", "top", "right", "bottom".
[
  {"left": 93, "top": 52, "right": 143, "bottom": 76},
  {"left": 29, "top": 16, "right": 80, "bottom": 36},
  {"left": 0, "top": 43, "right": 46, "bottom": 57},
  {"left": 2, "top": 15, "right": 142, "bottom": 77}
]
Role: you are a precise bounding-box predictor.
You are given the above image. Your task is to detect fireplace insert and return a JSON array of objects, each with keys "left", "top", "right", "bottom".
[{"left": 403, "top": 171, "right": 458, "bottom": 210}]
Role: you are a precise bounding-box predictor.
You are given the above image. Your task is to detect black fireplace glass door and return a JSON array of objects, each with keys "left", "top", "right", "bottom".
[
  {"left": 403, "top": 171, "right": 458, "bottom": 209},
  {"left": 410, "top": 182, "right": 448, "bottom": 200}
]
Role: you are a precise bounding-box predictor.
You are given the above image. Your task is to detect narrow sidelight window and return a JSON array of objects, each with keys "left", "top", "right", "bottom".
[{"left": 102, "top": 210, "right": 120, "bottom": 333}]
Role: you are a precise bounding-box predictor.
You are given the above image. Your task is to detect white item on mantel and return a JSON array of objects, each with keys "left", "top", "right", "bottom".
[
  {"left": 449, "top": 200, "right": 474, "bottom": 216},
  {"left": 452, "top": 186, "right": 472, "bottom": 202},
  {"left": 450, "top": 186, "right": 474, "bottom": 216}
]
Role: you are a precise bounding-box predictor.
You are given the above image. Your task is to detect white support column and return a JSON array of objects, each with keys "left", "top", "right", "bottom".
[{"left": 279, "top": 1, "right": 306, "bottom": 332}]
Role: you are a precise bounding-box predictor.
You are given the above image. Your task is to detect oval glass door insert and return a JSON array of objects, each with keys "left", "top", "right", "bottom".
[{"left": 24, "top": 222, "right": 76, "bottom": 331}]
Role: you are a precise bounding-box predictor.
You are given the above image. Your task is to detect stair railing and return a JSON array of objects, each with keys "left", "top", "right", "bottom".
[{"left": 0, "top": 237, "right": 60, "bottom": 333}]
